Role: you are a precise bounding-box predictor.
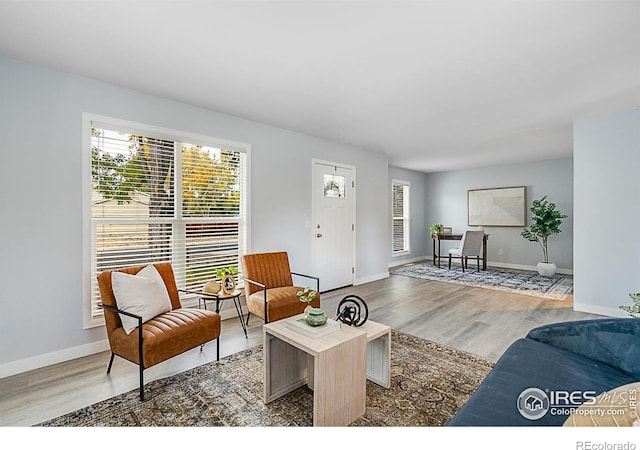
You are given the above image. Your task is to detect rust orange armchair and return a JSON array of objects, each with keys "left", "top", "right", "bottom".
[
  {"left": 97, "top": 262, "right": 221, "bottom": 400},
  {"left": 241, "top": 252, "right": 320, "bottom": 324}
]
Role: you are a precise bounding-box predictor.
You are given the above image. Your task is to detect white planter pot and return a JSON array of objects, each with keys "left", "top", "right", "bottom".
[{"left": 537, "top": 262, "right": 557, "bottom": 276}]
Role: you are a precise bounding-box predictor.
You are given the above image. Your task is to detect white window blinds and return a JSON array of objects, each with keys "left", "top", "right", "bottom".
[
  {"left": 88, "top": 121, "right": 248, "bottom": 324},
  {"left": 392, "top": 180, "right": 410, "bottom": 254}
]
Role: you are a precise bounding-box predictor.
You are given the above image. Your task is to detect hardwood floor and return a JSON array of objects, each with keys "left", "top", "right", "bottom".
[{"left": 0, "top": 272, "right": 601, "bottom": 427}]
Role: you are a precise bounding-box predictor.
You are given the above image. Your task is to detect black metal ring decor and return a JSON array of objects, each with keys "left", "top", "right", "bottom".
[{"left": 335, "top": 295, "right": 369, "bottom": 327}]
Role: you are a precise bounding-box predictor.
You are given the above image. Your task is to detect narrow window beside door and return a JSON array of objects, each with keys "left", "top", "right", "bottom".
[{"left": 392, "top": 180, "right": 410, "bottom": 255}]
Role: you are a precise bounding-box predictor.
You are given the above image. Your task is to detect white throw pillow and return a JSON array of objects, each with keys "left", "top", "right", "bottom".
[{"left": 111, "top": 265, "right": 172, "bottom": 334}]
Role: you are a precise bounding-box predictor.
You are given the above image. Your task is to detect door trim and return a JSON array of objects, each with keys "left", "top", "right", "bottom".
[{"left": 311, "top": 159, "right": 356, "bottom": 290}]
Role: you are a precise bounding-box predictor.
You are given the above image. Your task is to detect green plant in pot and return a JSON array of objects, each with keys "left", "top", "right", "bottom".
[
  {"left": 521, "top": 195, "right": 567, "bottom": 276},
  {"left": 216, "top": 266, "right": 238, "bottom": 280},
  {"left": 202, "top": 266, "right": 238, "bottom": 295},
  {"left": 430, "top": 223, "right": 443, "bottom": 235},
  {"left": 216, "top": 266, "right": 238, "bottom": 294},
  {"left": 297, "top": 287, "right": 326, "bottom": 326}
]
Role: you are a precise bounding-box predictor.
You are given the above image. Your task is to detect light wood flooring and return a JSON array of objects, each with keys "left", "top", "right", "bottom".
[{"left": 0, "top": 271, "right": 602, "bottom": 426}]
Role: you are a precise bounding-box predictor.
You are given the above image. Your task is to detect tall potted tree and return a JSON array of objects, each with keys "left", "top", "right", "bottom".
[{"left": 521, "top": 195, "right": 568, "bottom": 276}]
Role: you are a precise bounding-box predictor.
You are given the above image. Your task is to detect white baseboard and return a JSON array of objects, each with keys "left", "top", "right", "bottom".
[
  {"left": 0, "top": 304, "right": 248, "bottom": 380},
  {"left": 487, "top": 261, "right": 574, "bottom": 275},
  {"left": 0, "top": 339, "right": 111, "bottom": 380},
  {"left": 388, "top": 255, "right": 428, "bottom": 268},
  {"left": 573, "top": 302, "right": 622, "bottom": 318},
  {"left": 3, "top": 261, "right": 581, "bottom": 380},
  {"left": 218, "top": 306, "right": 248, "bottom": 321},
  {"left": 354, "top": 271, "right": 389, "bottom": 286}
]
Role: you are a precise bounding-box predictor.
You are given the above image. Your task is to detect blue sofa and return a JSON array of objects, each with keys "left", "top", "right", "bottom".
[{"left": 448, "top": 318, "right": 640, "bottom": 426}]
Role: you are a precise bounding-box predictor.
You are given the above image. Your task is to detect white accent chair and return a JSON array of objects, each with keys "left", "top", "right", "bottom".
[{"left": 448, "top": 230, "right": 485, "bottom": 272}]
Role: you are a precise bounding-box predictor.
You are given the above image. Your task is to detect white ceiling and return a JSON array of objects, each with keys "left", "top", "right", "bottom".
[{"left": 1, "top": 1, "right": 638, "bottom": 172}]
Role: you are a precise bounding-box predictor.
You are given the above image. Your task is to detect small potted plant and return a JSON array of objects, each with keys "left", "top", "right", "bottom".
[
  {"left": 216, "top": 266, "right": 238, "bottom": 294},
  {"left": 430, "top": 223, "right": 443, "bottom": 236},
  {"left": 297, "top": 287, "right": 325, "bottom": 326},
  {"left": 521, "top": 195, "right": 568, "bottom": 276}
]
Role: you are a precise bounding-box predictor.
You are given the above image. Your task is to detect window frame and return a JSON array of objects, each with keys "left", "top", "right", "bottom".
[
  {"left": 391, "top": 179, "right": 411, "bottom": 256},
  {"left": 82, "top": 113, "right": 251, "bottom": 329}
]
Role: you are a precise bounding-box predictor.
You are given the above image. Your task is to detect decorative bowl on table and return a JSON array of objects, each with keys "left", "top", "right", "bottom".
[{"left": 305, "top": 308, "right": 327, "bottom": 326}]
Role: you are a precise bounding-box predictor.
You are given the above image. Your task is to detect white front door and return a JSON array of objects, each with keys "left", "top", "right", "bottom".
[{"left": 312, "top": 161, "right": 355, "bottom": 292}]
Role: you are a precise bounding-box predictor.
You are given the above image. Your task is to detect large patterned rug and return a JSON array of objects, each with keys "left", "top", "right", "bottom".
[
  {"left": 391, "top": 263, "right": 573, "bottom": 300},
  {"left": 38, "top": 330, "right": 494, "bottom": 427}
]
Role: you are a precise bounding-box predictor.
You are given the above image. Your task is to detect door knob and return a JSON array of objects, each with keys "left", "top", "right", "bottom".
[{"left": 316, "top": 233, "right": 323, "bottom": 238}]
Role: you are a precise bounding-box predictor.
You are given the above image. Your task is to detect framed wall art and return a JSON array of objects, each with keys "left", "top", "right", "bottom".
[{"left": 468, "top": 186, "right": 526, "bottom": 227}]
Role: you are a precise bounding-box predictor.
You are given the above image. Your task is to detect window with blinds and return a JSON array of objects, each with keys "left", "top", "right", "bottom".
[
  {"left": 392, "top": 180, "right": 410, "bottom": 255},
  {"left": 86, "top": 118, "right": 248, "bottom": 325}
]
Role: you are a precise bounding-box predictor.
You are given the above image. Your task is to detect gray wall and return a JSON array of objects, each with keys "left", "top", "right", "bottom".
[
  {"left": 0, "top": 56, "right": 390, "bottom": 372},
  {"left": 423, "top": 158, "right": 574, "bottom": 271},
  {"left": 574, "top": 108, "right": 640, "bottom": 317}
]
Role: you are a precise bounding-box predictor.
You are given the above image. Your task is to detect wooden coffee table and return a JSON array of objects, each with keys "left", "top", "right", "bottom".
[
  {"left": 263, "top": 314, "right": 367, "bottom": 426},
  {"left": 360, "top": 320, "right": 391, "bottom": 389}
]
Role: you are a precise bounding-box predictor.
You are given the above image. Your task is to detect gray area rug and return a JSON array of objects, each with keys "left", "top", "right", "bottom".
[
  {"left": 391, "top": 263, "right": 573, "bottom": 300},
  {"left": 38, "top": 330, "right": 494, "bottom": 427}
]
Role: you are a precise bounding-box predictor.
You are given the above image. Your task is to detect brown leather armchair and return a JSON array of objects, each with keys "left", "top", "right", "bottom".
[
  {"left": 97, "top": 262, "right": 221, "bottom": 400},
  {"left": 241, "top": 251, "right": 320, "bottom": 324}
]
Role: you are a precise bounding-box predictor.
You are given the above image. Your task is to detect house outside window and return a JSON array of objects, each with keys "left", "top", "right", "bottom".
[
  {"left": 83, "top": 114, "right": 249, "bottom": 327},
  {"left": 392, "top": 180, "right": 410, "bottom": 255}
]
